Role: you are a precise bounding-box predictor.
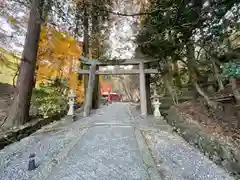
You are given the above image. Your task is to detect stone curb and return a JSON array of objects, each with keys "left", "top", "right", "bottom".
[
  {"left": 31, "top": 128, "right": 89, "bottom": 180},
  {"left": 135, "top": 129, "right": 163, "bottom": 180},
  {"left": 127, "top": 103, "right": 162, "bottom": 180}
]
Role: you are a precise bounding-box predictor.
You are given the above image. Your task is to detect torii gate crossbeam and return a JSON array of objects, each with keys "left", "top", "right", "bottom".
[{"left": 79, "top": 69, "right": 159, "bottom": 75}]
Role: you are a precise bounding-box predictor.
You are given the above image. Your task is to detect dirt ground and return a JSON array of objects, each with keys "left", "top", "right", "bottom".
[
  {"left": 176, "top": 100, "right": 240, "bottom": 150},
  {"left": 0, "top": 83, "right": 14, "bottom": 127}
]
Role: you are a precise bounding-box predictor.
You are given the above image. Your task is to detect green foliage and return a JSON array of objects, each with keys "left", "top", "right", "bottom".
[
  {"left": 221, "top": 61, "right": 240, "bottom": 78},
  {"left": 137, "top": 0, "right": 239, "bottom": 93},
  {"left": 0, "top": 48, "right": 19, "bottom": 84},
  {"left": 137, "top": 0, "right": 239, "bottom": 59},
  {"left": 32, "top": 80, "right": 68, "bottom": 117}
]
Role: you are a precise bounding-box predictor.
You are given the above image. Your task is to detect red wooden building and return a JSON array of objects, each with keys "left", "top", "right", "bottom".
[{"left": 100, "top": 81, "right": 121, "bottom": 101}]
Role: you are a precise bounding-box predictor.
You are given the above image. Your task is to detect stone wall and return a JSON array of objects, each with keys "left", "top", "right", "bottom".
[{"left": 167, "top": 106, "right": 240, "bottom": 179}]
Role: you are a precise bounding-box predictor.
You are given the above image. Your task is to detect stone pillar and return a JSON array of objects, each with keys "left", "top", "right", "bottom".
[
  {"left": 83, "top": 64, "right": 89, "bottom": 96},
  {"left": 83, "top": 63, "right": 97, "bottom": 117},
  {"left": 145, "top": 63, "right": 152, "bottom": 114},
  {"left": 92, "top": 65, "right": 99, "bottom": 109},
  {"left": 139, "top": 62, "right": 147, "bottom": 116}
]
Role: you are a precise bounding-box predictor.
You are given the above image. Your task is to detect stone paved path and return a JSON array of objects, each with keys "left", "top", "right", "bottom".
[
  {"left": 45, "top": 103, "right": 152, "bottom": 180},
  {"left": 0, "top": 103, "right": 234, "bottom": 180},
  {"left": 47, "top": 127, "right": 149, "bottom": 180}
]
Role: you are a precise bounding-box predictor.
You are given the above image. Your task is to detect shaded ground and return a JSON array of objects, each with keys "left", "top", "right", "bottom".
[
  {"left": 176, "top": 101, "right": 240, "bottom": 150},
  {"left": 0, "top": 83, "right": 41, "bottom": 130},
  {"left": 0, "top": 83, "right": 14, "bottom": 128}
]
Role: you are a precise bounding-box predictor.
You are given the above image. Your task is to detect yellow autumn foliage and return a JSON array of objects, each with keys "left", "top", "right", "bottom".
[{"left": 37, "top": 25, "right": 84, "bottom": 103}]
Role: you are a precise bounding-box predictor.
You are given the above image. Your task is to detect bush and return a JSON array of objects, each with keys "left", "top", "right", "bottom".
[
  {"left": 32, "top": 81, "right": 68, "bottom": 118},
  {"left": 221, "top": 61, "right": 240, "bottom": 78}
]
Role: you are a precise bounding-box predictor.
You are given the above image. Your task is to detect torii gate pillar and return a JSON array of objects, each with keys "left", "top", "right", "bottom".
[
  {"left": 92, "top": 65, "right": 100, "bottom": 109},
  {"left": 139, "top": 62, "right": 147, "bottom": 116}
]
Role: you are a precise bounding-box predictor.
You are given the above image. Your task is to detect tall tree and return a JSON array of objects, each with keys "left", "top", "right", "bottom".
[
  {"left": 6, "top": 0, "right": 44, "bottom": 126},
  {"left": 91, "top": 0, "right": 101, "bottom": 109},
  {"left": 82, "top": 1, "right": 90, "bottom": 97},
  {"left": 137, "top": 0, "right": 239, "bottom": 107}
]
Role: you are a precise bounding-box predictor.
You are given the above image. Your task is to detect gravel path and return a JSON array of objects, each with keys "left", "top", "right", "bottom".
[
  {"left": 0, "top": 103, "right": 234, "bottom": 180},
  {"left": 129, "top": 105, "right": 234, "bottom": 180},
  {"left": 47, "top": 126, "right": 149, "bottom": 180},
  {"left": 46, "top": 103, "right": 151, "bottom": 180},
  {"left": 0, "top": 116, "right": 90, "bottom": 180},
  {"left": 0, "top": 103, "right": 152, "bottom": 180},
  {"left": 140, "top": 123, "right": 234, "bottom": 180}
]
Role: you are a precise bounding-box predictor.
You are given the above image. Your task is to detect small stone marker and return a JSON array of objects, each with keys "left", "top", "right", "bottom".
[
  {"left": 28, "top": 153, "right": 36, "bottom": 171},
  {"left": 151, "top": 90, "right": 164, "bottom": 120},
  {"left": 67, "top": 89, "right": 76, "bottom": 117}
]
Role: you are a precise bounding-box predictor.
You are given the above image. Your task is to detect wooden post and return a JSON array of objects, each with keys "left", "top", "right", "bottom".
[
  {"left": 83, "top": 63, "right": 97, "bottom": 117},
  {"left": 139, "top": 62, "right": 147, "bottom": 116}
]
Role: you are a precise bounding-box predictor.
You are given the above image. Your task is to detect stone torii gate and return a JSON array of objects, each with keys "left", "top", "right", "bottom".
[{"left": 78, "top": 56, "right": 159, "bottom": 117}]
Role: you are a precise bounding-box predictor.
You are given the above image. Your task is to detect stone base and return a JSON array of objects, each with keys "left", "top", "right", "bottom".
[
  {"left": 65, "top": 115, "right": 75, "bottom": 122},
  {"left": 153, "top": 114, "right": 164, "bottom": 120},
  {"left": 156, "top": 116, "right": 164, "bottom": 120}
]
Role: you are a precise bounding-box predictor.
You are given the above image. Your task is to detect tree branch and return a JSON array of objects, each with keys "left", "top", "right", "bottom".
[{"left": 90, "top": 3, "right": 163, "bottom": 17}]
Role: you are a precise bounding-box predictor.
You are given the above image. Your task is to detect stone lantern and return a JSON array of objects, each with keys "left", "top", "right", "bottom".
[
  {"left": 151, "top": 89, "right": 163, "bottom": 120},
  {"left": 67, "top": 89, "right": 76, "bottom": 116}
]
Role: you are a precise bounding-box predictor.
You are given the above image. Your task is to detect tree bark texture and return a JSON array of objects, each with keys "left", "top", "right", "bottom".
[
  {"left": 91, "top": 1, "right": 100, "bottom": 109},
  {"left": 83, "top": 5, "right": 89, "bottom": 97},
  {"left": 173, "top": 61, "right": 182, "bottom": 87},
  {"left": 211, "top": 58, "right": 224, "bottom": 91},
  {"left": 230, "top": 77, "right": 240, "bottom": 105},
  {"left": 119, "top": 76, "right": 132, "bottom": 101},
  {"left": 163, "top": 74, "right": 178, "bottom": 104},
  {"left": 186, "top": 41, "right": 217, "bottom": 108},
  {"left": 6, "top": 0, "right": 43, "bottom": 126}
]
